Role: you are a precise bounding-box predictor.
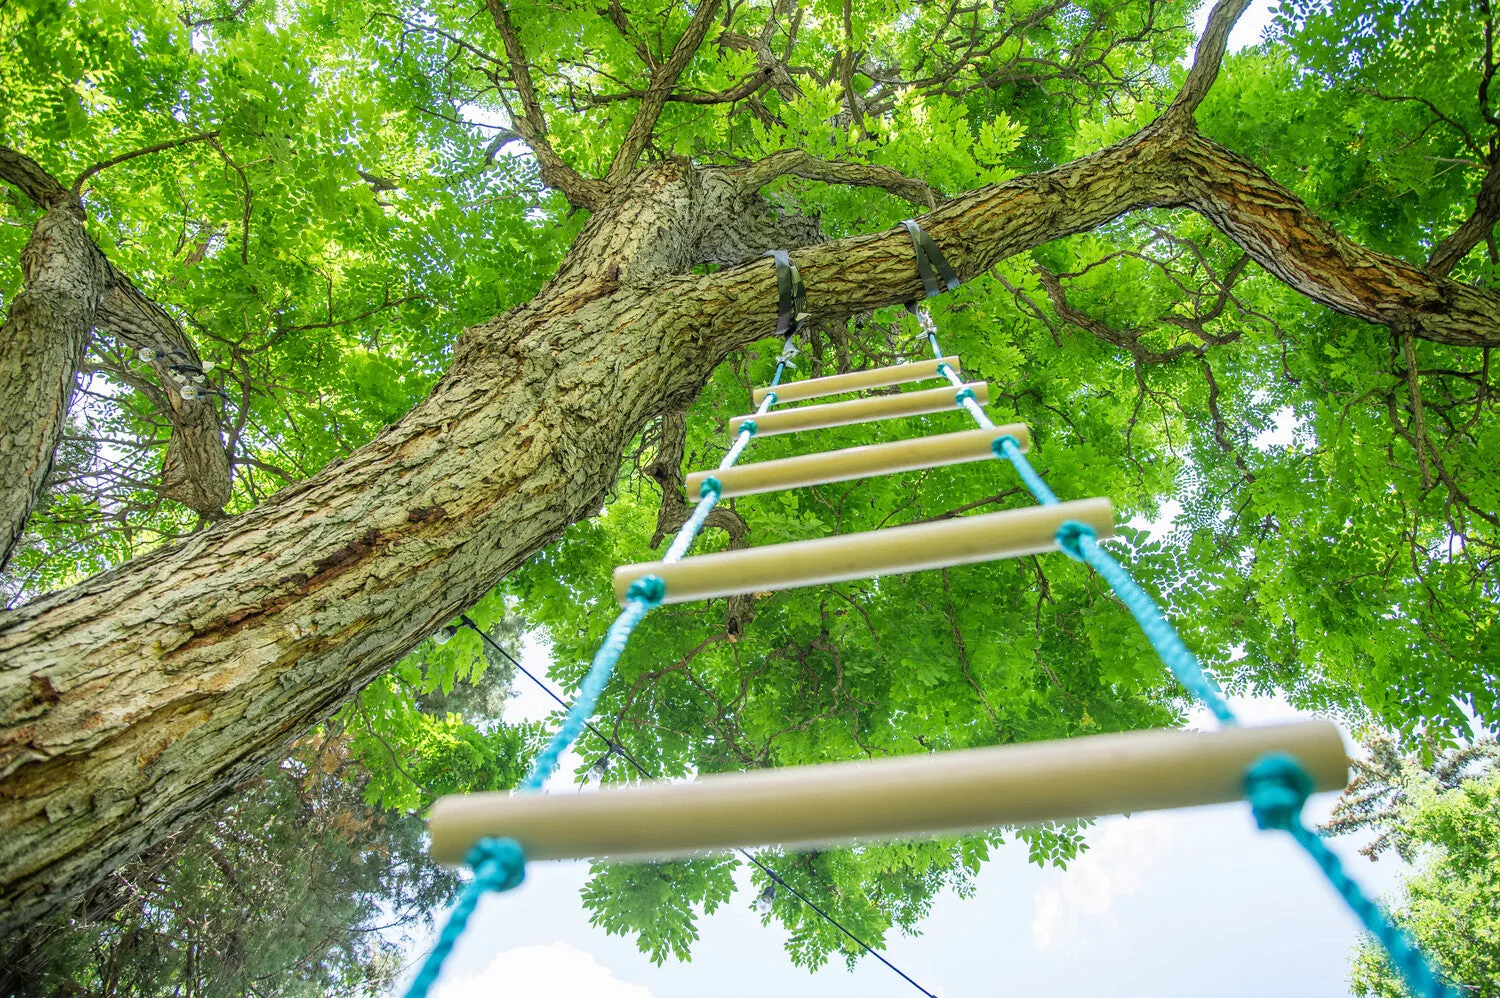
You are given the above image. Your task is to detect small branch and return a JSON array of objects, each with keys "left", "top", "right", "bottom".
[
  {"left": 485, "top": 1, "right": 608, "bottom": 208},
  {"left": 606, "top": 0, "right": 724, "bottom": 183},
  {"left": 576, "top": 67, "right": 774, "bottom": 107},
  {"left": 71, "top": 132, "right": 220, "bottom": 192},
  {"left": 737, "top": 148, "right": 940, "bottom": 207},
  {"left": 1399, "top": 326, "right": 1433, "bottom": 490},
  {"left": 1166, "top": 0, "right": 1252, "bottom": 121},
  {"left": 1359, "top": 87, "right": 1486, "bottom": 158}
]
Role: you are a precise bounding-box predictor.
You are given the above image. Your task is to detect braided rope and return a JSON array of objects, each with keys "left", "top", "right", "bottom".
[
  {"left": 915, "top": 301, "right": 1455, "bottom": 997},
  {"left": 404, "top": 345, "right": 795, "bottom": 998}
]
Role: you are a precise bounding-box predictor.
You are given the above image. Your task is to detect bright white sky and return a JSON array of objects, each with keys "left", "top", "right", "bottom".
[{"left": 394, "top": 4, "right": 1401, "bottom": 996}]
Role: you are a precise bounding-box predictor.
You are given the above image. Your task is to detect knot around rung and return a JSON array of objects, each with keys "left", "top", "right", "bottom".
[
  {"left": 626, "top": 574, "right": 667, "bottom": 606},
  {"left": 469, "top": 836, "right": 527, "bottom": 893},
  {"left": 1243, "top": 753, "right": 1313, "bottom": 831},
  {"left": 1053, "top": 520, "right": 1096, "bottom": 562}
]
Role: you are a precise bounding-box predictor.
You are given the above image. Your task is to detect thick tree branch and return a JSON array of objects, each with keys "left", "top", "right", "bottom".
[
  {"left": 0, "top": 148, "right": 72, "bottom": 209},
  {"left": 485, "top": 1, "right": 608, "bottom": 209},
  {"left": 94, "top": 276, "right": 232, "bottom": 516},
  {"left": 686, "top": 124, "right": 1500, "bottom": 350},
  {"left": 0, "top": 146, "right": 231, "bottom": 562},
  {"left": 0, "top": 163, "right": 103, "bottom": 570},
  {"left": 1166, "top": 0, "right": 1252, "bottom": 120},
  {"left": 605, "top": 0, "right": 723, "bottom": 183}
]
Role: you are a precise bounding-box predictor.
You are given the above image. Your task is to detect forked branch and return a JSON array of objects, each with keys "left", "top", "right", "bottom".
[{"left": 606, "top": 0, "right": 724, "bottom": 183}]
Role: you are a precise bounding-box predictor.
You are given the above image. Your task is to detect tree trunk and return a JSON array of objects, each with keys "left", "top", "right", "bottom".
[
  {"left": 5, "top": 111, "right": 1500, "bottom": 933},
  {"left": 0, "top": 195, "right": 107, "bottom": 571},
  {"left": 0, "top": 145, "right": 233, "bottom": 563}
]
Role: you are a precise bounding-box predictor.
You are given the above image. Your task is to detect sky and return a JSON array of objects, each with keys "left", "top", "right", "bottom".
[
  {"left": 396, "top": 666, "right": 1404, "bottom": 998},
  {"left": 393, "top": 4, "right": 1404, "bottom": 996}
]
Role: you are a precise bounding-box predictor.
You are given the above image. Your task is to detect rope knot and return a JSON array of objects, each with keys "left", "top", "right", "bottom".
[
  {"left": 1054, "top": 520, "right": 1096, "bottom": 562},
  {"left": 627, "top": 574, "right": 667, "bottom": 606},
  {"left": 763, "top": 391, "right": 778, "bottom": 406},
  {"left": 1244, "top": 753, "right": 1313, "bottom": 831},
  {"left": 935, "top": 363, "right": 951, "bottom": 379},
  {"left": 698, "top": 477, "right": 722, "bottom": 500},
  {"left": 953, "top": 387, "right": 977, "bottom": 405},
  {"left": 738, "top": 419, "right": 758, "bottom": 438},
  {"left": 467, "top": 836, "right": 526, "bottom": 893},
  {"left": 990, "top": 434, "right": 1022, "bottom": 460}
]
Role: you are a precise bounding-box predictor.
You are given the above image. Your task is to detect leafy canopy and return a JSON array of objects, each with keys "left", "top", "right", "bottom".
[{"left": 3, "top": 0, "right": 1498, "bottom": 976}]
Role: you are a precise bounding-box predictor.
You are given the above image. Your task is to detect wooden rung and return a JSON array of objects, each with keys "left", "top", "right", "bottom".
[
  {"left": 752, "top": 356, "right": 961, "bottom": 405},
  {"left": 687, "top": 425, "right": 1031, "bottom": 500},
  {"left": 613, "top": 497, "right": 1114, "bottom": 605},
  {"left": 427, "top": 720, "right": 1350, "bottom": 864},
  {"left": 730, "top": 382, "right": 989, "bottom": 438}
]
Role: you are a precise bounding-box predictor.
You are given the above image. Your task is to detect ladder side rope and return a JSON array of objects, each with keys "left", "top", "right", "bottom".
[
  {"left": 405, "top": 253, "right": 806, "bottom": 998},
  {"left": 900, "top": 220, "right": 1456, "bottom": 998},
  {"left": 456, "top": 616, "right": 941, "bottom": 998}
]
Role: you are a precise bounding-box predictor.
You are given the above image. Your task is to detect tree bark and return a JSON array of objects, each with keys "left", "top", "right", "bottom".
[
  {"left": 0, "top": 146, "right": 233, "bottom": 571},
  {"left": 7, "top": 83, "right": 1500, "bottom": 933},
  {"left": 0, "top": 189, "right": 107, "bottom": 571}
]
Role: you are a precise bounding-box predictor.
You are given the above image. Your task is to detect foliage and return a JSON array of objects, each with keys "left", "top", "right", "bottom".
[
  {"left": 341, "top": 598, "right": 545, "bottom": 812},
  {"left": 4, "top": 0, "right": 1499, "bottom": 982},
  {"left": 1325, "top": 732, "right": 1500, "bottom": 996},
  {"left": 0, "top": 0, "right": 569, "bottom": 602},
  {"left": 3, "top": 737, "right": 458, "bottom": 998}
]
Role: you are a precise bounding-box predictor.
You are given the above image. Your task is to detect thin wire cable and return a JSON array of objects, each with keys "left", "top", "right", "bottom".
[
  {"left": 409, "top": 327, "right": 805, "bottom": 998},
  {"left": 460, "top": 619, "right": 940, "bottom": 997}
]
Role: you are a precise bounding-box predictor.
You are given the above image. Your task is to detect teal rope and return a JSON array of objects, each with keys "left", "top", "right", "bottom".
[
  {"left": 405, "top": 348, "right": 793, "bottom": 998},
  {"left": 1246, "top": 756, "right": 1455, "bottom": 996},
  {"left": 405, "top": 838, "right": 526, "bottom": 997},
  {"left": 916, "top": 310, "right": 1458, "bottom": 998},
  {"left": 522, "top": 576, "right": 664, "bottom": 792}
]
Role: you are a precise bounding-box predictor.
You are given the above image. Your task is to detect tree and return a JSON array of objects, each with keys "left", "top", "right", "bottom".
[
  {"left": 2, "top": 736, "right": 459, "bottom": 998},
  {"left": 2, "top": 0, "right": 1497, "bottom": 947},
  {"left": 1325, "top": 732, "right": 1500, "bottom": 996}
]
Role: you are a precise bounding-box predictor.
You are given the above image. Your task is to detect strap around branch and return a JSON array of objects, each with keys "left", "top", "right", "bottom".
[
  {"left": 765, "top": 249, "right": 806, "bottom": 338},
  {"left": 900, "top": 219, "right": 960, "bottom": 311}
]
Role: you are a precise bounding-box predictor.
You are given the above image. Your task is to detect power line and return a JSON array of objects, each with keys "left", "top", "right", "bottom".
[{"left": 457, "top": 615, "right": 940, "bottom": 998}]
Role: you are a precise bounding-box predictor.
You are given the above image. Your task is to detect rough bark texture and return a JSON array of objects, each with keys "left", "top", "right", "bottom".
[
  {"left": 94, "top": 275, "right": 233, "bottom": 515},
  {"left": 6, "top": 0, "right": 1500, "bottom": 930},
  {"left": 0, "top": 146, "right": 233, "bottom": 572},
  {"left": 0, "top": 188, "right": 106, "bottom": 571}
]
